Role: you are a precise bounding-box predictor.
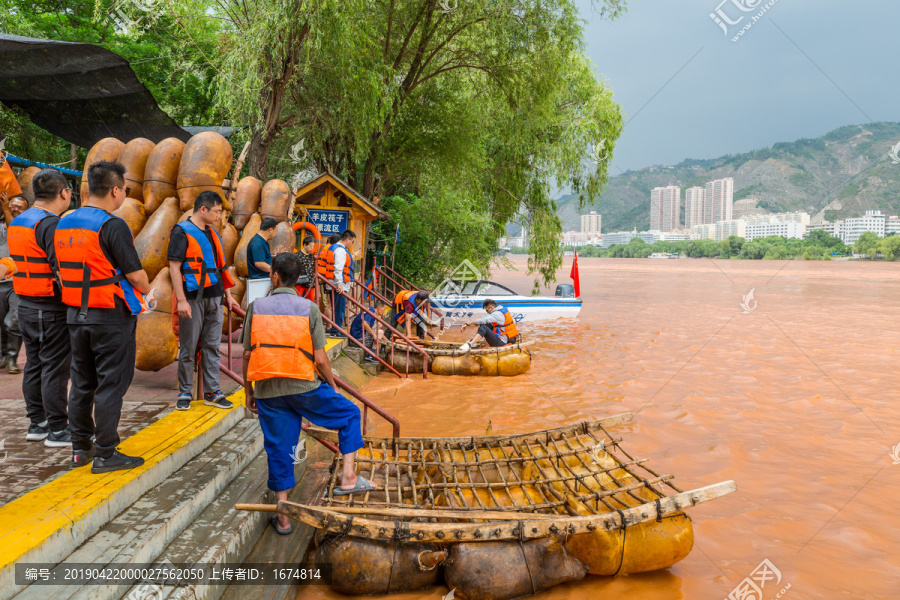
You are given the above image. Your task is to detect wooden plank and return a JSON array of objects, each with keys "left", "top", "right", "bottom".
[{"left": 272, "top": 481, "right": 737, "bottom": 543}]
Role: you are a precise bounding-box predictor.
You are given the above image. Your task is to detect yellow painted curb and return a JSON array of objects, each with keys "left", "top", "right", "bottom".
[{"left": 0, "top": 389, "right": 245, "bottom": 570}]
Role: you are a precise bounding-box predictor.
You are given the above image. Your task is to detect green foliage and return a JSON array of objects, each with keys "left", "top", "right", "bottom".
[
  {"left": 823, "top": 209, "right": 840, "bottom": 222},
  {"left": 0, "top": 0, "right": 220, "bottom": 163},
  {"left": 877, "top": 235, "right": 900, "bottom": 260},
  {"left": 371, "top": 193, "right": 496, "bottom": 288},
  {"left": 853, "top": 231, "right": 881, "bottom": 257}
]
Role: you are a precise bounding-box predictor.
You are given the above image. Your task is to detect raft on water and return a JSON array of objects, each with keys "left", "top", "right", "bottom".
[
  {"left": 389, "top": 339, "right": 533, "bottom": 376},
  {"left": 239, "top": 414, "right": 736, "bottom": 600}
]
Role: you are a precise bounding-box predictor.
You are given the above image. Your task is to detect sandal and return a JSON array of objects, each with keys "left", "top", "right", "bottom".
[
  {"left": 333, "top": 476, "right": 378, "bottom": 496},
  {"left": 270, "top": 515, "right": 292, "bottom": 535}
]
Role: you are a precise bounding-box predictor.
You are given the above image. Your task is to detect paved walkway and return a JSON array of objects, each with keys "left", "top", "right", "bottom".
[{"left": 0, "top": 343, "right": 244, "bottom": 506}]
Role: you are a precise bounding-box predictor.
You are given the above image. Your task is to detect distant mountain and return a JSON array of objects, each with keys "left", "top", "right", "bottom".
[{"left": 557, "top": 122, "right": 900, "bottom": 233}]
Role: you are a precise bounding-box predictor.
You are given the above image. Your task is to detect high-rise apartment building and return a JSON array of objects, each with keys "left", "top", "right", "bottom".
[
  {"left": 705, "top": 178, "right": 734, "bottom": 224},
  {"left": 684, "top": 187, "right": 706, "bottom": 229},
  {"left": 650, "top": 186, "right": 680, "bottom": 232},
  {"left": 581, "top": 211, "right": 602, "bottom": 234}
]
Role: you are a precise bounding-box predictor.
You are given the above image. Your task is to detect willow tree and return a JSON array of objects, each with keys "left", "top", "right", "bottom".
[
  {"left": 289, "top": 0, "right": 625, "bottom": 284},
  {"left": 198, "top": 0, "right": 626, "bottom": 285}
]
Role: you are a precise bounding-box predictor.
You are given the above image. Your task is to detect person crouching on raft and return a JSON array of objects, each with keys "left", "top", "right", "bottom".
[
  {"left": 242, "top": 253, "right": 377, "bottom": 535},
  {"left": 393, "top": 289, "right": 443, "bottom": 340},
  {"left": 459, "top": 299, "right": 519, "bottom": 350}
]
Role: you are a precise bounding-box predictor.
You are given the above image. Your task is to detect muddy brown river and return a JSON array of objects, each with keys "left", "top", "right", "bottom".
[{"left": 300, "top": 255, "right": 900, "bottom": 599}]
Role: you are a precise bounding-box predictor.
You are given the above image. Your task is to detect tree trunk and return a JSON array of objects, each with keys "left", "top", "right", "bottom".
[{"left": 247, "top": 128, "right": 271, "bottom": 181}]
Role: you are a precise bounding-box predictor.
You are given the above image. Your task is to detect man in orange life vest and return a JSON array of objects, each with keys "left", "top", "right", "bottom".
[
  {"left": 459, "top": 299, "right": 519, "bottom": 350},
  {"left": 242, "top": 253, "right": 375, "bottom": 535},
  {"left": 9, "top": 169, "right": 73, "bottom": 447},
  {"left": 168, "top": 191, "right": 239, "bottom": 411},
  {"left": 55, "top": 161, "right": 153, "bottom": 473}
]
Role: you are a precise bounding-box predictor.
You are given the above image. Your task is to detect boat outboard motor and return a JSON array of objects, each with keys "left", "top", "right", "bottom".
[{"left": 555, "top": 284, "right": 574, "bottom": 298}]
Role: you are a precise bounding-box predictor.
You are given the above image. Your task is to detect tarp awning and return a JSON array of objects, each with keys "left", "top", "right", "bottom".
[{"left": 0, "top": 34, "right": 192, "bottom": 148}]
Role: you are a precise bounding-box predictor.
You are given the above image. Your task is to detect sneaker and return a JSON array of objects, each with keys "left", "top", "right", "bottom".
[
  {"left": 175, "top": 393, "right": 192, "bottom": 411},
  {"left": 458, "top": 342, "right": 471, "bottom": 352},
  {"left": 26, "top": 421, "right": 50, "bottom": 441},
  {"left": 8, "top": 362, "right": 20, "bottom": 375},
  {"left": 204, "top": 391, "right": 233, "bottom": 409},
  {"left": 91, "top": 450, "right": 144, "bottom": 474},
  {"left": 71, "top": 448, "right": 93, "bottom": 468},
  {"left": 45, "top": 427, "right": 72, "bottom": 447},
  {"left": 364, "top": 355, "right": 380, "bottom": 364}
]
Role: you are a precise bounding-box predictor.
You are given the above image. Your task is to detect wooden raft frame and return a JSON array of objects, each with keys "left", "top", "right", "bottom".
[{"left": 288, "top": 414, "right": 737, "bottom": 541}]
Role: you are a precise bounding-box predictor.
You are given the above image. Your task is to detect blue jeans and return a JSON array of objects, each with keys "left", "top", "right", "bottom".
[
  {"left": 333, "top": 290, "right": 347, "bottom": 331},
  {"left": 256, "top": 381, "right": 364, "bottom": 492}
]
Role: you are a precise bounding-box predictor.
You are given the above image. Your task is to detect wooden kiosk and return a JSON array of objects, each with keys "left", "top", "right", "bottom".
[{"left": 293, "top": 171, "right": 389, "bottom": 275}]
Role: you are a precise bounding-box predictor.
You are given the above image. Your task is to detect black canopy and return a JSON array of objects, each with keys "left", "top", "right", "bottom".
[{"left": 0, "top": 34, "right": 193, "bottom": 148}]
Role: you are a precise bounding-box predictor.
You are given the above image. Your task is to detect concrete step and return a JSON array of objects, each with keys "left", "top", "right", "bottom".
[
  {"left": 129, "top": 439, "right": 312, "bottom": 600},
  {"left": 11, "top": 417, "right": 264, "bottom": 600},
  {"left": 0, "top": 401, "right": 246, "bottom": 600}
]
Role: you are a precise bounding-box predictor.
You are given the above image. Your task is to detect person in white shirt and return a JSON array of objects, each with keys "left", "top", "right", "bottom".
[{"left": 328, "top": 229, "right": 356, "bottom": 336}]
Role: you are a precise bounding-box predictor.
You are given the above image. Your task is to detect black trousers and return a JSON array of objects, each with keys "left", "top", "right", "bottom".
[
  {"left": 68, "top": 320, "right": 136, "bottom": 457},
  {"left": 477, "top": 324, "right": 517, "bottom": 347},
  {"left": 19, "top": 305, "right": 71, "bottom": 431}
]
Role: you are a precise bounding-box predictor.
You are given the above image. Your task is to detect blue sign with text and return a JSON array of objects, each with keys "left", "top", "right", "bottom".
[{"left": 307, "top": 209, "right": 350, "bottom": 237}]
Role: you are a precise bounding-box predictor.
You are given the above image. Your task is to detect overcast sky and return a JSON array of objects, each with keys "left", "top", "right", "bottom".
[{"left": 578, "top": 0, "right": 898, "bottom": 173}]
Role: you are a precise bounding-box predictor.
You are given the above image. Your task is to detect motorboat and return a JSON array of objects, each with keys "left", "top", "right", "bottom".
[{"left": 432, "top": 280, "right": 582, "bottom": 324}]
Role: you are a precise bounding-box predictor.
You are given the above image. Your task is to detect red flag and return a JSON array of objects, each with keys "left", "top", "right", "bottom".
[{"left": 569, "top": 247, "right": 581, "bottom": 298}]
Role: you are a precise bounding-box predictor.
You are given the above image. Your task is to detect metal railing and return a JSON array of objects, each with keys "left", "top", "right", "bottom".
[
  {"left": 214, "top": 302, "right": 401, "bottom": 451},
  {"left": 317, "top": 273, "right": 429, "bottom": 378},
  {"left": 373, "top": 265, "right": 413, "bottom": 300}
]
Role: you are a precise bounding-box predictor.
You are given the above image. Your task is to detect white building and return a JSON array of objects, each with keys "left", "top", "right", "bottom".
[
  {"left": 842, "top": 210, "right": 885, "bottom": 245},
  {"left": 745, "top": 212, "right": 810, "bottom": 227},
  {"left": 691, "top": 223, "right": 716, "bottom": 240},
  {"left": 650, "top": 186, "right": 680, "bottom": 232},
  {"left": 562, "top": 231, "right": 602, "bottom": 247},
  {"left": 745, "top": 221, "right": 806, "bottom": 241},
  {"left": 581, "top": 211, "right": 602, "bottom": 234},
  {"left": 715, "top": 219, "right": 746, "bottom": 242},
  {"left": 685, "top": 187, "right": 706, "bottom": 229},
  {"left": 705, "top": 178, "right": 734, "bottom": 224},
  {"left": 806, "top": 220, "right": 844, "bottom": 240},
  {"left": 886, "top": 216, "right": 900, "bottom": 236},
  {"left": 601, "top": 232, "right": 639, "bottom": 248},
  {"left": 657, "top": 230, "right": 690, "bottom": 241}
]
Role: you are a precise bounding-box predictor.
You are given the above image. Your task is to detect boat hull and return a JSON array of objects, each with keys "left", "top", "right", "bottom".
[{"left": 433, "top": 295, "right": 582, "bottom": 324}]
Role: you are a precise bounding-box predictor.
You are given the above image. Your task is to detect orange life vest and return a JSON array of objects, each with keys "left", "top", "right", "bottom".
[
  {"left": 393, "top": 290, "right": 418, "bottom": 325},
  {"left": 8, "top": 207, "right": 56, "bottom": 297},
  {"left": 247, "top": 293, "right": 316, "bottom": 382},
  {"left": 492, "top": 305, "right": 519, "bottom": 341},
  {"left": 320, "top": 242, "right": 352, "bottom": 283},
  {"left": 176, "top": 220, "right": 235, "bottom": 297},
  {"left": 55, "top": 207, "right": 147, "bottom": 321}
]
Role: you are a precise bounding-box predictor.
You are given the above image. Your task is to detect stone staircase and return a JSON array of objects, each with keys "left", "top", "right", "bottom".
[{"left": 3, "top": 339, "right": 384, "bottom": 600}]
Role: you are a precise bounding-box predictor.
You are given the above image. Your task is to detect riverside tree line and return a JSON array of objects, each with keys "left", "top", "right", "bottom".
[
  {"left": 1, "top": 0, "right": 630, "bottom": 289},
  {"left": 511, "top": 229, "right": 900, "bottom": 260}
]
